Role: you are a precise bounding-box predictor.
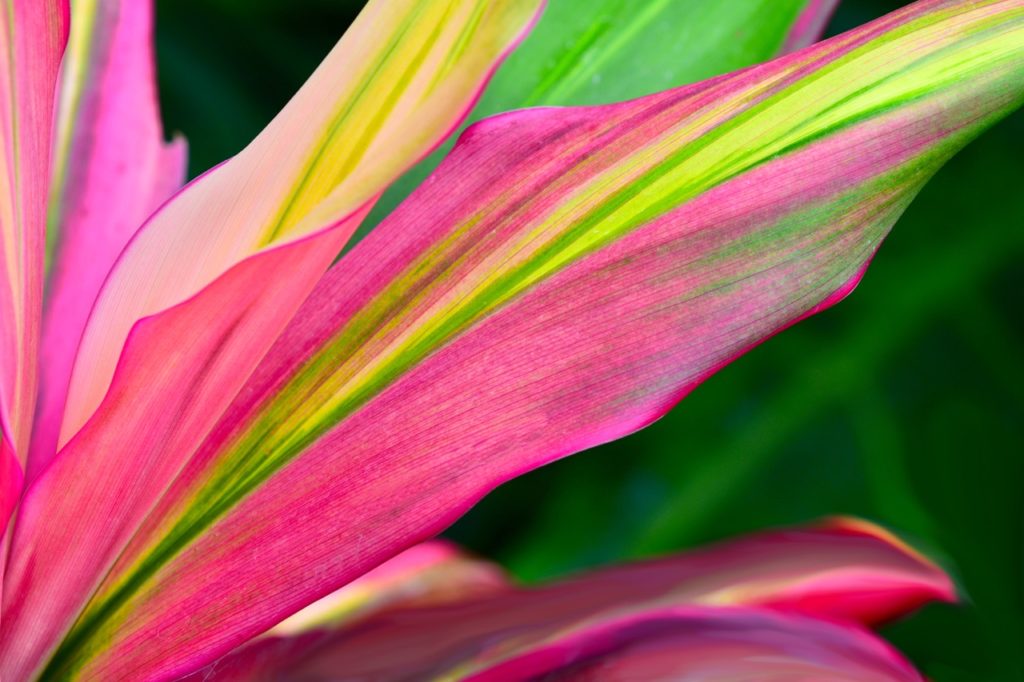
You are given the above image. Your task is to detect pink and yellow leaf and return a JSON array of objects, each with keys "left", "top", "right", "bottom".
[
  {"left": 0, "top": 0, "right": 543, "bottom": 677},
  {"left": 10, "top": 1, "right": 1023, "bottom": 679},
  {"left": 269, "top": 540, "right": 507, "bottom": 636}
]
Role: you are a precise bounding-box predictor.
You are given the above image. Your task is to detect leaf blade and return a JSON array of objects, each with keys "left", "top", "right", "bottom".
[
  {"left": 0, "top": 0, "right": 69, "bottom": 463},
  {"left": 23, "top": 1, "right": 1024, "bottom": 678},
  {"left": 57, "top": 3, "right": 1024, "bottom": 678},
  {"left": 31, "top": 0, "right": 187, "bottom": 479},
  {"left": 195, "top": 520, "right": 948, "bottom": 681},
  {"left": 0, "top": 0, "right": 543, "bottom": 677},
  {"left": 362, "top": 0, "right": 838, "bottom": 236},
  {"left": 466, "top": 607, "right": 925, "bottom": 682}
]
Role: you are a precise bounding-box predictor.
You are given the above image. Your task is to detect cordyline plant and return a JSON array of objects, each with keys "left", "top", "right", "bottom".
[{"left": 0, "top": 0, "right": 1019, "bottom": 679}]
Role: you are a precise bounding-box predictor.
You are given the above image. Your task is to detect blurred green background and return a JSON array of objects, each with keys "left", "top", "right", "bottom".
[{"left": 154, "top": 1, "right": 1023, "bottom": 679}]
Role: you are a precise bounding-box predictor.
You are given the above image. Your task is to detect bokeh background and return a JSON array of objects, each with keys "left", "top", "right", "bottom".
[{"left": 154, "top": 1, "right": 1023, "bottom": 679}]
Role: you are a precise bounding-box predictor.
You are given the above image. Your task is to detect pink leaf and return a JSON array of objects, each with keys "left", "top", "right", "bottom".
[
  {"left": 269, "top": 540, "right": 507, "bottom": 636},
  {"left": 469, "top": 607, "right": 924, "bottom": 682},
  {"left": 0, "top": 0, "right": 69, "bottom": 463},
  {"left": 0, "top": 1, "right": 544, "bottom": 677},
  {"left": 197, "top": 520, "right": 946, "bottom": 681},
  {"left": 31, "top": 0, "right": 187, "bottom": 479},
  {"left": 10, "top": 2, "right": 1020, "bottom": 678}
]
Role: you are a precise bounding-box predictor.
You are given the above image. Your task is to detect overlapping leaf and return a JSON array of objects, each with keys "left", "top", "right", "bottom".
[
  {"left": 365, "top": 0, "right": 839, "bottom": 233},
  {"left": 195, "top": 520, "right": 950, "bottom": 680},
  {"left": 465, "top": 607, "right": 926, "bottom": 681},
  {"left": 210, "top": 609, "right": 931, "bottom": 681},
  {"left": 0, "top": 2, "right": 68, "bottom": 609},
  {"left": 19, "top": 2, "right": 1021, "bottom": 679},
  {"left": 0, "top": 0, "right": 68, "bottom": 471},
  {"left": 58, "top": 0, "right": 543, "bottom": 446},
  {"left": 268, "top": 541, "right": 508, "bottom": 637},
  {"left": 31, "top": 0, "right": 187, "bottom": 477},
  {"left": 0, "top": 0, "right": 543, "bottom": 677},
  {"left": 466, "top": 0, "right": 837, "bottom": 109}
]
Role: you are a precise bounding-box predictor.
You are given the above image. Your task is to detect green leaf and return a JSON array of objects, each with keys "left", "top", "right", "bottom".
[{"left": 360, "top": 0, "right": 821, "bottom": 235}]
